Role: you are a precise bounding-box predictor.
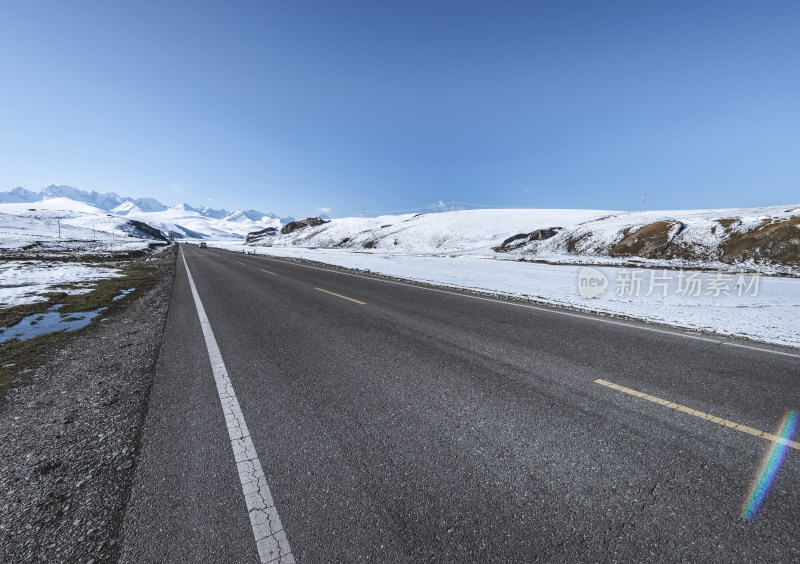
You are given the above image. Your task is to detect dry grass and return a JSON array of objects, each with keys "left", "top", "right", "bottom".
[
  {"left": 0, "top": 247, "right": 176, "bottom": 398},
  {"left": 609, "top": 221, "right": 683, "bottom": 258},
  {"left": 716, "top": 218, "right": 739, "bottom": 229},
  {"left": 560, "top": 216, "right": 800, "bottom": 270},
  {"left": 565, "top": 231, "right": 591, "bottom": 253},
  {"left": 719, "top": 216, "right": 800, "bottom": 266}
]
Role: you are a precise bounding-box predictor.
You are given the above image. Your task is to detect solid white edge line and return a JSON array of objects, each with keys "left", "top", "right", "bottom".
[
  {"left": 181, "top": 249, "right": 295, "bottom": 564},
  {"left": 225, "top": 248, "right": 800, "bottom": 357},
  {"left": 720, "top": 341, "right": 800, "bottom": 358},
  {"left": 213, "top": 247, "right": 800, "bottom": 359}
]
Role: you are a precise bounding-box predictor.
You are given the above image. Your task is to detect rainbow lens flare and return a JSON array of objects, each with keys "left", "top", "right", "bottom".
[{"left": 740, "top": 410, "right": 798, "bottom": 521}]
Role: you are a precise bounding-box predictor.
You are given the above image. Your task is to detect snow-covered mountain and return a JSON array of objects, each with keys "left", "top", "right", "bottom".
[
  {"left": 122, "top": 205, "right": 283, "bottom": 240},
  {"left": 0, "top": 198, "right": 168, "bottom": 250},
  {"left": 245, "top": 205, "right": 800, "bottom": 275},
  {"left": 222, "top": 209, "right": 274, "bottom": 223},
  {"left": 110, "top": 201, "right": 143, "bottom": 215},
  {"left": 171, "top": 203, "right": 200, "bottom": 213},
  {"left": 196, "top": 206, "right": 292, "bottom": 223},
  {"left": 196, "top": 206, "right": 229, "bottom": 219},
  {"left": 0, "top": 185, "right": 287, "bottom": 241},
  {"left": 0, "top": 184, "right": 169, "bottom": 213}
]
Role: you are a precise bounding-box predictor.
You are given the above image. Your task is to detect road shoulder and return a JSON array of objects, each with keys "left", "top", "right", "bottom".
[{"left": 0, "top": 247, "right": 176, "bottom": 563}]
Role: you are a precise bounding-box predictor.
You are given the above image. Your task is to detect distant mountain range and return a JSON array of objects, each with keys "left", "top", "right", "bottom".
[
  {"left": 0, "top": 185, "right": 295, "bottom": 240},
  {"left": 1, "top": 185, "right": 167, "bottom": 213},
  {"left": 0, "top": 185, "right": 292, "bottom": 224}
]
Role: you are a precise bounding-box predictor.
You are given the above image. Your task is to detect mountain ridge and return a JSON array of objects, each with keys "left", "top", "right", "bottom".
[
  {"left": 0, "top": 185, "right": 292, "bottom": 241},
  {"left": 0, "top": 184, "right": 283, "bottom": 222}
]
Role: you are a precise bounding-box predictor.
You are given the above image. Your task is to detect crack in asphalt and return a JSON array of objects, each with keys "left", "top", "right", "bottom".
[{"left": 182, "top": 250, "right": 295, "bottom": 563}]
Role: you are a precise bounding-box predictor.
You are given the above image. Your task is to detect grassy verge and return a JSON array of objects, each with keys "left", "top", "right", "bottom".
[{"left": 0, "top": 246, "right": 176, "bottom": 399}]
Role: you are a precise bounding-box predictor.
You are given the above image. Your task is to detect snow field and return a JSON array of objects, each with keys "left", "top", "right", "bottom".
[
  {"left": 0, "top": 261, "right": 123, "bottom": 307},
  {"left": 207, "top": 243, "right": 800, "bottom": 348}
]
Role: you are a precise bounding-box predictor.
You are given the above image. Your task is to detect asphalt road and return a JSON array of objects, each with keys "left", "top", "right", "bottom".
[{"left": 120, "top": 243, "right": 800, "bottom": 563}]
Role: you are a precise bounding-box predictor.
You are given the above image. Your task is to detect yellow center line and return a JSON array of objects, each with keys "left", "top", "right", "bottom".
[
  {"left": 594, "top": 378, "right": 800, "bottom": 450},
  {"left": 260, "top": 269, "right": 277, "bottom": 276},
  {"left": 235, "top": 261, "right": 245, "bottom": 265},
  {"left": 314, "top": 287, "right": 366, "bottom": 305}
]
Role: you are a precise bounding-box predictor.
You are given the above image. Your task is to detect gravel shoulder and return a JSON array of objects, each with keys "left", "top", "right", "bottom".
[{"left": 0, "top": 246, "right": 176, "bottom": 563}]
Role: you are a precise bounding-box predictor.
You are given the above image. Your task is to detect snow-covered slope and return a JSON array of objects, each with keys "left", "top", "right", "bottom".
[
  {"left": 0, "top": 184, "right": 169, "bottom": 212},
  {"left": 0, "top": 187, "right": 40, "bottom": 204},
  {"left": 0, "top": 185, "right": 287, "bottom": 241},
  {"left": 243, "top": 206, "right": 800, "bottom": 274},
  {"left": 0, "top": 198, "right": 161, "bottom": 250},
  {"left": 111, "top": 201, "right": 142, "bottom": 215},
  {"left": 223, "top": 209, "right": 278, "bottom": 223},
  {"left": 120, "top": 206, "right": 276, "bottom": 240},
  {"left": 500, "top": 205, "right": 800, "bottom": 272},
  {"left": 252, "top": 209, "right": 616, "bottom": 254},
  {"left": 197, "top": 206, "right": 230, "bottom": 219}
]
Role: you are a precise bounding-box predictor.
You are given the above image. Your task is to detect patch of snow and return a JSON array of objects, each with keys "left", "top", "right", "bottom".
[
  {"left": 113, "top": 287, "right": 136, "bottom": 300},
  {"left": 243, "top": 206, "right": 800, "bottom": 275},
  {"left": 0, "top": 186, "right": 286, "bottom": 239},
  {"left": 123, "top": 206, "right": 282, "bottom": 239},
  {"left": 0, "top": 198, "right": 158, "bottom": 250},
  {"left": 0, "top": 261, "right": 123, "bottom": 307},
  {"left": 111, "top": 201, "right": 142, "bottom": 215},
  {"left": 261, "top": 209, "right": 614, "bottom": 254},
  {"left": 207, "top": 243, "right": 800, "bottom": 349}
]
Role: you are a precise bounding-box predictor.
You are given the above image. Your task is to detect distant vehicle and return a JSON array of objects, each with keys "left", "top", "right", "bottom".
[{"left": 199, "top": 242, "right": 207, "bottom": 248}]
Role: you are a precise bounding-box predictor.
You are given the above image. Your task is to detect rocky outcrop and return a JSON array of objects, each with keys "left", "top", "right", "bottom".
[
  {"left": 608, "top": 221, "right": 686, "bottom": 258},
  {"left": 280, "top": 217, "right": 329, "bottom": 235},
  {"left": 121, "top": 220, "right": 168, "bottom": 241},
  {"left": 245, "top": 226, "right": 278, "bottom": 244},
  {"left": 494, "top": 227, "right": 561, "bottom": 252},
  {"left": 717, "top": 216, "right": 800, "bottom": 266},
  {"left": 245, "top": 217, "right": 330, "bottom": 244},
  {"left": 527, "top": 215, "right": 800, "bottom": 271}
]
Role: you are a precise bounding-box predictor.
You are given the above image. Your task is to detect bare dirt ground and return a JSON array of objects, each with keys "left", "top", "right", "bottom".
[{"left": 0, "top": 246, "right": 176, "bottom": 563}]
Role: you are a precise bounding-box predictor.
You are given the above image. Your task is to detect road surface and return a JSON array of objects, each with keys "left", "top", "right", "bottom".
[{"left": 120, "top": 243, "right": 800, "bottom": 563}]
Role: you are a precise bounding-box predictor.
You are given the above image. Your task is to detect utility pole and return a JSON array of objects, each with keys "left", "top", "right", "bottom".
[{"left": 642, "top": 192, "right": 647, "bottom": 212}]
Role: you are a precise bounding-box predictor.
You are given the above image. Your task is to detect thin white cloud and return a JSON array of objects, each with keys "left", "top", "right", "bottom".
[{"left": 317, "top": 207, "right": 331, "bottom": 213}]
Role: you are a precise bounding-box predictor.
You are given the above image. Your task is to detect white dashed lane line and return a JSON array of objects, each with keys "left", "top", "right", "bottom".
[
  {"left": 181, "top": 250, "right": 295, "bottom": 564},
  {"left": 243, "top": 252, "right": 800, "bottom": 360}
]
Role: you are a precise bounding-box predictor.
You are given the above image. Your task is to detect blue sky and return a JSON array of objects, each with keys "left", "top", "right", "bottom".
[{"left": 2, "top": 1, "right": 798, "bottom": 217}]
